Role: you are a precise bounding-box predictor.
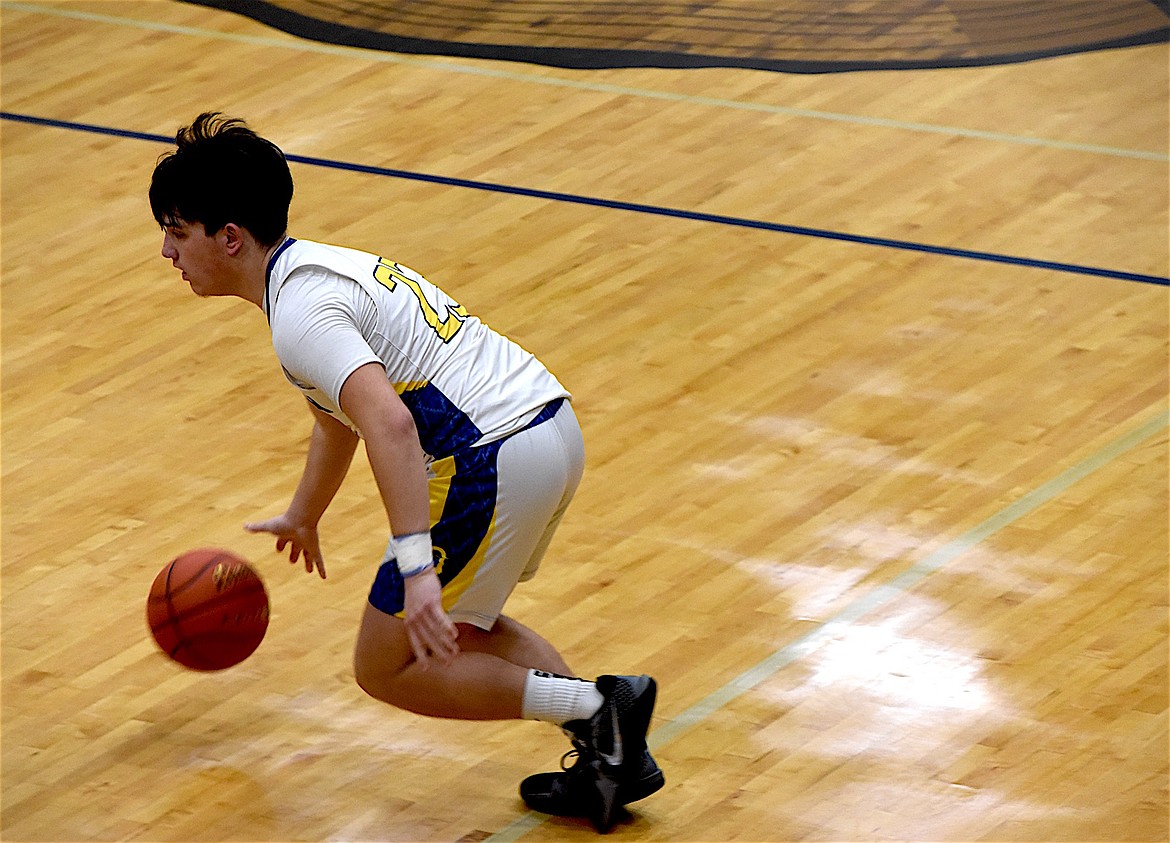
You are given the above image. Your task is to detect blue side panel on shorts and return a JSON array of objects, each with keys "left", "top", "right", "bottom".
[
  {"left": 367, "top": 439, "right": 503, "bottom": 616},
  {"left": 367, "top": 561, "right": 408, "bottom": 617},
  {"left": 366, "top": 399, "right": 565, "bottom": 617}
]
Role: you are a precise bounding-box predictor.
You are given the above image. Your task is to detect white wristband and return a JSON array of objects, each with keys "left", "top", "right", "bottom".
[{"left": 393, "top": 532, "right": 434, "bottom": 578}]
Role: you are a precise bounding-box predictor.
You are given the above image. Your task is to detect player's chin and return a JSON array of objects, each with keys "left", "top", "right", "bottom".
[{"left": 186, "top": 279, "right": 215, "bottom": 298}]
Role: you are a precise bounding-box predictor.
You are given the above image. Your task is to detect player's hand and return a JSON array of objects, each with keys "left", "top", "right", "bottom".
[
  {"left": 402, "top": 570, "right": 459, "bottom": 668},
  {"left": 244, "top": 513, "right": 327, "bottom": 579}
]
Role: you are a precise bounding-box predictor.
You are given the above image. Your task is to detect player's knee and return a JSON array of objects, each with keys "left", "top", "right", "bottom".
[
  {"left": 352, "top": 645, "right": 376, "bottom": 696},
  {"left": 352, "top": 623, "right": 412, "bottom": 704},
  {"left": 353, "top": 647, "right": 405, "bottom": 706}
]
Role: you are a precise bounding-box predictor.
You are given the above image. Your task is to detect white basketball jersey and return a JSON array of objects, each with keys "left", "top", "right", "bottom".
[{"left": 264, "top": 238, "right": 569, "bottom": 459}]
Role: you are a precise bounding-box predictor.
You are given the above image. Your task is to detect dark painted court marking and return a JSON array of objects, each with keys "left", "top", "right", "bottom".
[{"left": 4, "top": 110, "right": 1166, "bottom": 287}]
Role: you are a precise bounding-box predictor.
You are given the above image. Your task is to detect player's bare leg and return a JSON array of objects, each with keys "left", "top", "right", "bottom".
[
  {"left": 353, "top": 602, "right": 531, "bottom": 719},
  {"left": 457, "top": 614, "right": 574, "bottom": 676},
  {"left": 352, "top": 602, "right": 663, "bottom": 831}
]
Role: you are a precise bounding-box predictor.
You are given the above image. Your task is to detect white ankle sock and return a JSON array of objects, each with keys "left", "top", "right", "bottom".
[{"left": 521, "top": 669, "right": 605, "bottom": 725}]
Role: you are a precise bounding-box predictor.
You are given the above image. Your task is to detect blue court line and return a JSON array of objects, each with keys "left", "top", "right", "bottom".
[
  {"left": 485, "top": 406, "right": 1169, "bottom": 842},
  {"left": 4, "top": 110, "right": 1167, "bottom": 287}
]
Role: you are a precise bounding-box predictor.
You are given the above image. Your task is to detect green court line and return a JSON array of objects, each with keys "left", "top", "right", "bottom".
[
  {"left": 486, "top": 406, "right": 1168, "bottom": 841},
  {"left": 2, "top": 0, "right": 1166, "bottom": 162}
]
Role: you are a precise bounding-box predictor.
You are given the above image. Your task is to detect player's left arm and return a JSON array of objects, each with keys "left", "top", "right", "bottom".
[{"left": 245, "top": 402, "right": 358, "bottom": 579}]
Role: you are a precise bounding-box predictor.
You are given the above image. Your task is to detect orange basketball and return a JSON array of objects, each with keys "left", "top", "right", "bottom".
[{"left": 146, "top": 548, "right": 269, "bottom": 671}]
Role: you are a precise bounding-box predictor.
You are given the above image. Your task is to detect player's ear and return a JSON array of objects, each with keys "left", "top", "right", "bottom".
[{"left": 221, "top": 223, "right": 245, "bottom": 256}]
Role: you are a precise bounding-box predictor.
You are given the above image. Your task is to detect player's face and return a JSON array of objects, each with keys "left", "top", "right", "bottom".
[{"left": 159, "top": 221, "right": 232, "bottom": 297}]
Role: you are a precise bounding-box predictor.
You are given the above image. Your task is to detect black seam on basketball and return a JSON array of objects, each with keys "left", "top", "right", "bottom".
[
  {"left": 163, "top": 558, "right": 185, "bottom": 646},
  {"left": 154, "top": 581, "right": 268, "bottom": 629},
  {"left": 164, "top": 552, "right": 238, "bottom": 597}
]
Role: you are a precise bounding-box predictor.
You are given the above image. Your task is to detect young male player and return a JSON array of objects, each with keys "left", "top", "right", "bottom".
[{"left": 149, "top": 112, "right": 663, "bottom": 832}]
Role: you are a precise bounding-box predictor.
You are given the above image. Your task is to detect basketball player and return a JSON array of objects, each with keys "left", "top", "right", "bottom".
[{"left": 148, "top": 113, "right": 662, "bottom": 832}]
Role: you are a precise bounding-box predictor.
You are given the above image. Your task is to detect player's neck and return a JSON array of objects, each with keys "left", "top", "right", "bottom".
[{"left": 239, "top": 234, "right": 288, "bottom": 309}]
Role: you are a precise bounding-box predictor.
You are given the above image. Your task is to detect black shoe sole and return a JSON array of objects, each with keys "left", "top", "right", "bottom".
[
  {"left": 621, "top": 763, "right": 665, "bottom": 804},
  {"left": 520, "top": 750, "right": 665, "bottom": 813}
]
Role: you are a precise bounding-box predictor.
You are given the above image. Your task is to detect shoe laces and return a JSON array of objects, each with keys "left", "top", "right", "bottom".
[{"left": 562, "top": 738, "right": 603, "bottom": 779}]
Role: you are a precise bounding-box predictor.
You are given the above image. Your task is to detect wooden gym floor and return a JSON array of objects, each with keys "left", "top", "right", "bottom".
[{"left": 1, "top": 2, "right": 1167, "bottom": 841}]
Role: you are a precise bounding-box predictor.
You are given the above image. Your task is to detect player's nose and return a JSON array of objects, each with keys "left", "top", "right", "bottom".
[{"left": 160, "top": 234, "right": 178, "bottom": 261}]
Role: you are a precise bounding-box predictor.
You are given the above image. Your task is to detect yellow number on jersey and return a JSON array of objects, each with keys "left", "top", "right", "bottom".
[{"left": 373, "top": 258, "right": 468, "bottom": 343}]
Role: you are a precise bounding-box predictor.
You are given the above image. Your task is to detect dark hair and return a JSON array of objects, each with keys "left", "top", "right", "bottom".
[{"left": 149, "top": 112, "right": 293, "bottom": 246}]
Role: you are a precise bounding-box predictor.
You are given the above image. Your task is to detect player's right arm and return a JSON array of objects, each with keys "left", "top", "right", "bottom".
[
  {"left": 245, "top": 401, "right": 359, "bottom": 579},
  {"left": 339, "top": 362, "right": 459, "bottom": 668}
]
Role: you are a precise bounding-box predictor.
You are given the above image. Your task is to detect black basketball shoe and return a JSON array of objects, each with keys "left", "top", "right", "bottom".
[
  {"left": 519, "top": 747, "right": 664, "bottom": 818},
  {"left": 520, "top": 674, "right": 664, "bottom": 832}
]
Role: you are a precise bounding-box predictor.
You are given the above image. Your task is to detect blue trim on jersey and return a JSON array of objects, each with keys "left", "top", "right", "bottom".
[
  {"left": 263, "top": 237, "right": 298, "bottom": 322},
  {"left": 305, "top": 395, "right": 332, "bottom": 414}
]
